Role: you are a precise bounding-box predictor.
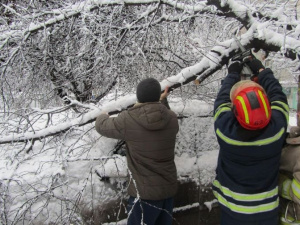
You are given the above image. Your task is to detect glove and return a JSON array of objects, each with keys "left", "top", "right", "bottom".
[
  {"left": 228, "top": 61, "right": 243, "bottom": 74},
  {"left": 247, "top": 59, "right": 265, "bottom": 75}
]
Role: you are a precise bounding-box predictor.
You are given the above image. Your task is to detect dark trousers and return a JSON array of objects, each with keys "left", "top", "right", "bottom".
[
  {"left": 220, "top": 210, "right": 278, "bottom": 225},
  {"left": 127, "top": 196, "right": 174, "bottom": 225}
]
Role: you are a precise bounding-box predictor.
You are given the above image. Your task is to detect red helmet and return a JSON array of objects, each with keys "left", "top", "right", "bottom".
[{"left": 231, "top": 81, "right": 271, "bottom": 130}]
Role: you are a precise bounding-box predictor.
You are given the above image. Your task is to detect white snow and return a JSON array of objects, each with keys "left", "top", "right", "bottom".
[
  {"left": 0, "top": 0, "right": 299, "bottom": 224},
  {"left": 0, "top": 85, "right": 296, "bottom": 224},
  {"left": 0, "top": 96, "right": 219, "bottom": 224},
  {"left": 204, "top": 199, "right": 218, "bottom": 212},
  {"left": 272, "top": 7, "right": 285, "bottom": 21}
]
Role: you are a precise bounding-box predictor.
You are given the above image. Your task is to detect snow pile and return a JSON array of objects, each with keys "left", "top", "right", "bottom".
[
  {"left": 0, "top": 97, "right": 219, "bottom": 224},
  {"left": 0, "top": 93, "right": 297, "bottom": 224}
]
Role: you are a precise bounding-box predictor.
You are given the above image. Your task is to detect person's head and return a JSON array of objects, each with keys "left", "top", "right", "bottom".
[
  {"left": 230, "top": 80, "right": 271, "bottom": 130},
  {"left": 136, "top": 78, "right": 161, "bottom": 103}
]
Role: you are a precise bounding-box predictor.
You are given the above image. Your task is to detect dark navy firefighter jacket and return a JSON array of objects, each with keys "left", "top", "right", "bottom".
[{"left": 213, "top": 68, "right": 289, "bottom": 222}]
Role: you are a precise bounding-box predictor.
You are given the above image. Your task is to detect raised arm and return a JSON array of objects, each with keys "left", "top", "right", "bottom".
[
  {"left": 214, "top": 61, "right": 242, "bottom": 113},
  {"left": 250, "top": 59, "right": 289, "bottom": 122},
  {"left": 258, "top": 68, "right": 288, "bottom": 104},
  {"left": 160, "top": 86, "right": 171, "bottom": 109},
  {"left": 95, "top": 111, "right": 126, "bottom": 140},
  {"left": 248, "top": 59, "right": 288, "bottom": 105}
]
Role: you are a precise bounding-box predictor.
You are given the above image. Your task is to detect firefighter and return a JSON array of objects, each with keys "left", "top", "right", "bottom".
[
  {"left": 213, "top": 59, "right": 289, "bottom": 224},
  {"left": 279, "top": 125, "right": 300, "bottom": 224}
]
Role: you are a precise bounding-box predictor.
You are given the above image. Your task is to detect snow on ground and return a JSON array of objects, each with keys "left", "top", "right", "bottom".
[
  {"left": 0, "top": 97, "right": 218, "bottom": 224},
  {"left": 0, "top": 97, "right": 297, "bottom": 224}
]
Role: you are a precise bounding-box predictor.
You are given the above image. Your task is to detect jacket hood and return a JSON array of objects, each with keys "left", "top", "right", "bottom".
[{"left": 128, "top": 102, "right": 172, "bottom": 130}]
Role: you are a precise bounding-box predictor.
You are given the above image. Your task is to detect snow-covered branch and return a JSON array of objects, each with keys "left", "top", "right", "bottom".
[
  {"left": 208, "top": 0, "right": 300, "bottom": 29},
  {"left": 3, "top": 1, "right": 300, "bottom": 224},
  {"left": 1, "top": 26, "right": 300, "bottom": 144},
  {"left": 0, "top": 37, "right": 232, "bottom": 144},
  {"left": 207, "top": 0, "right": 300, "bottom": 59},
  {"left": 0, "top": 0, "right": 213, "bottom": 44}
]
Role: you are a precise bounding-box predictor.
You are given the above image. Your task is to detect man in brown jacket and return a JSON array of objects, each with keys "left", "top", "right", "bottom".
[
  {"left": 279, "top": 126, "right": 300, "bottom": 224},
  {"left": 95, "top": 78, "right": 179, "bottom": 225}
]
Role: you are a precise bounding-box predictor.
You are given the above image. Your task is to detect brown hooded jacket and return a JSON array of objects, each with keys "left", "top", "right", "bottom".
[{"left": 95, "top": 101, "right": 179, "bottom": 200}]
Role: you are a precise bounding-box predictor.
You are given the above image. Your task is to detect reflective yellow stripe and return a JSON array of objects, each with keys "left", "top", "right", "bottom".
[
  {"left": 271, "top": 100, "right": 289, "bottom": 123},
  {"left": 282, "top": 179, "right": 292, "bottom": 200},
  {"left": 213, "top": 180, "right": 277, "bottom": 201},
  {"left": 280, "top": 219, "right": 290, "bottom": 225},
  {"left": 214, "top": 103, "right": 232, "bottom": 121},
  {"left": 280, "top": 215, "right": 300, "bottom": 225},
  {"left": 236, "top": 96, "right": 249, "bottom": 124},
  {"left": 280, "top": 217, "right": 290, "bottom": 225},
  {"left": 216, "top": 103, "right": 232, "bottom": 109},
  {"left": 291, "top": 179, "right": 300, "bottom": 200},
  {"left": 216, "top": 127, "right": 285, "bottom": 146},
  {"left": 273, "top": 101, "right": 289, "bottom": 112},
  {"left": 271, "top": 106, "right": 289, "bottom": 123},
  {"left": 214, "top": 107, "right": 231, "bottom": 121},
  {"left": 213, "top": 191, "right": 279, "bottom": 214},
  {"left": 258, "top": 90, "right": 269, "bottom": 119}
]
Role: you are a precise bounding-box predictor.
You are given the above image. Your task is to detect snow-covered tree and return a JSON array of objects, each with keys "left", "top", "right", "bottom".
[{"left": 0, "top": 0, "right": 299, "bottom": 224}]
